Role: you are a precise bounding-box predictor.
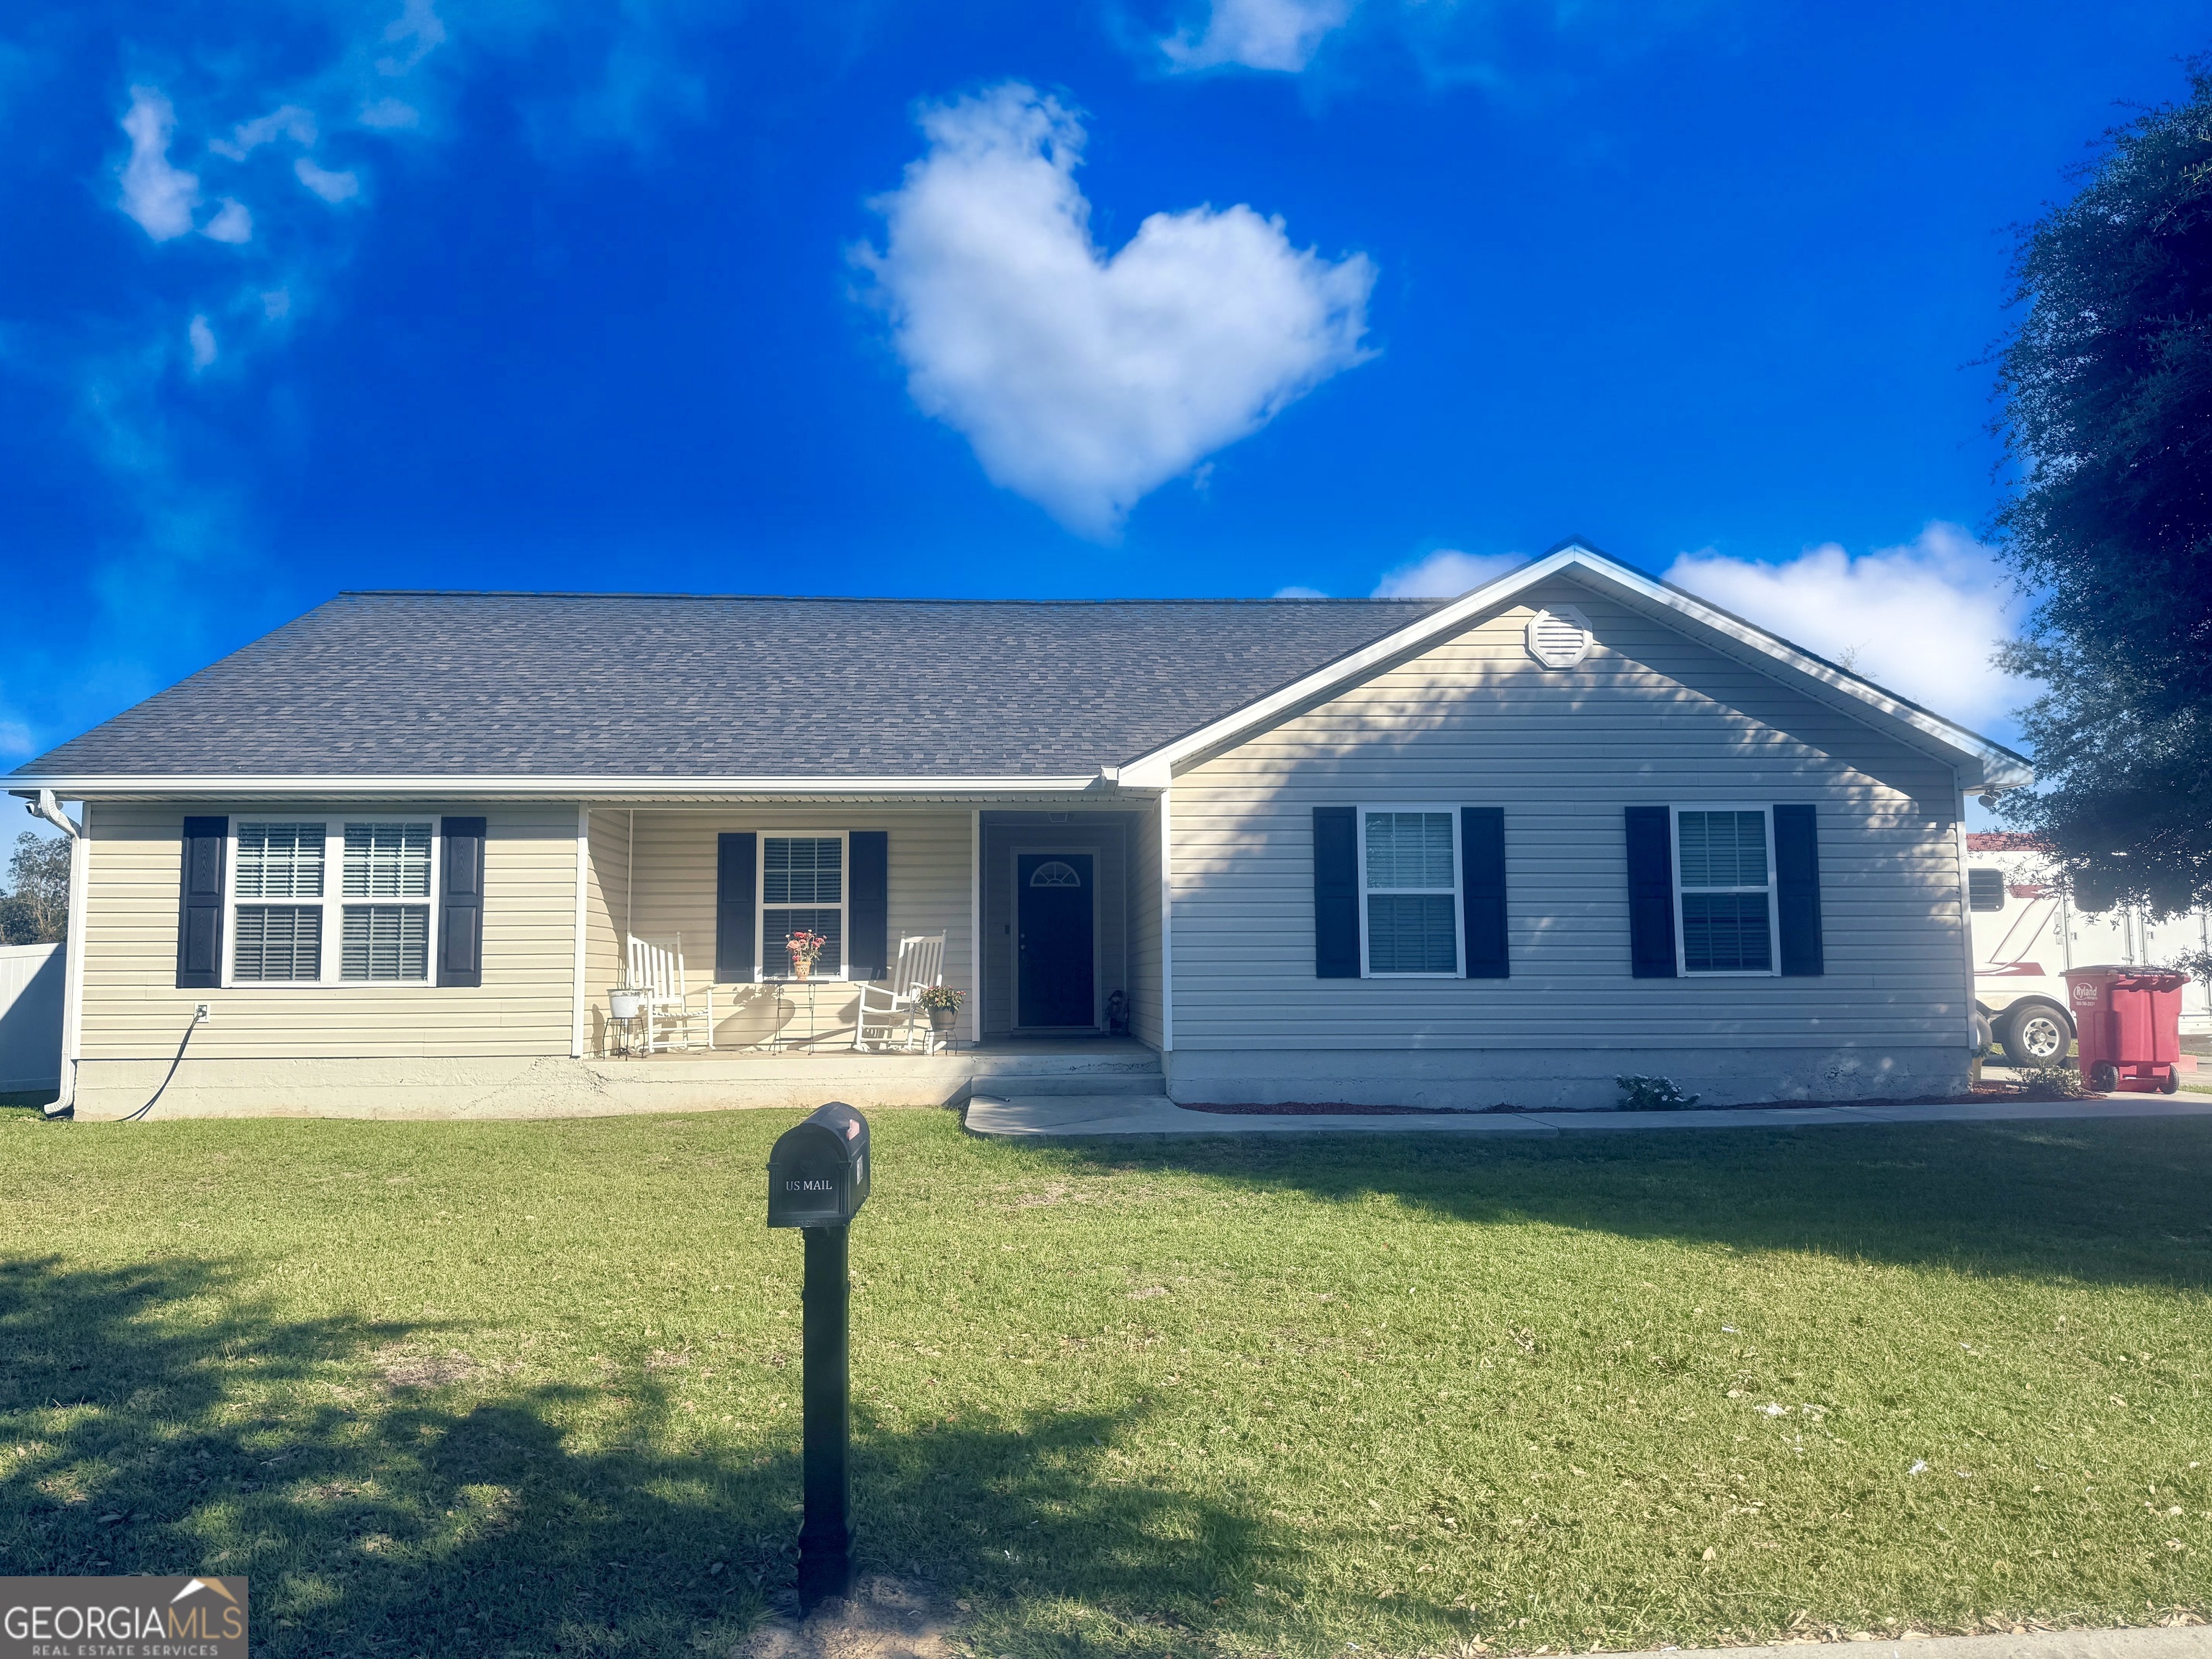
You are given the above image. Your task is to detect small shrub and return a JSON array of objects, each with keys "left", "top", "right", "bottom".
[
  {"left": 916, "top": 984, "right": 966, "bottom": 1012},
  {"left": 1617, "top": 1074, "right": 1701, "bottom": 1110},
  {"left": 2013, "top": 1059, "right": 2089, "bottom": 1100}
]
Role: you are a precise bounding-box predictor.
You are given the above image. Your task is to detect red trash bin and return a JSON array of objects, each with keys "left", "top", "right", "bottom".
[{"left": 2064, "top": 966, "right": 2188, "bottom": 1095}]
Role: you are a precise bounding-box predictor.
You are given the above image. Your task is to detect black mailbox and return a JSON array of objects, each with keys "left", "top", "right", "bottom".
[{"left": 767, "top": 1101, "right": 871, "bottom": 1228}]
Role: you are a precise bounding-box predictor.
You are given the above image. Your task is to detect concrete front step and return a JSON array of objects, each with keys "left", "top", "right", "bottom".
[{"left": 970, "top": 1071, "right": 1166, "bottom": 1097}]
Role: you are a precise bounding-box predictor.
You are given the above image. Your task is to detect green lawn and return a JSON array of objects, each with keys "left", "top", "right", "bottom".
[{"left": 2, "top": 1106, "right": 2208, "bottom": 1658}]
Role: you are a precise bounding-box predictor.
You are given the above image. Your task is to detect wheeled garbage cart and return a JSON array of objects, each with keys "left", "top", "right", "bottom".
[{"left": 2064, "top": 965, "right": 2188, "bottom": 1095}]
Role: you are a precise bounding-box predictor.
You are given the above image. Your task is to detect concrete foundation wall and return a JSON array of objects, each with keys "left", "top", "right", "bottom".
[
  {"left": 1163, "top": 1045, "right": 1969, "bottom": 1111},
  {"left": 68, "top": 1053, "right": 975, "bottom": 1119},
  {"left": 68, "top": 1043, "right": 1166, "bottom": 1120}
]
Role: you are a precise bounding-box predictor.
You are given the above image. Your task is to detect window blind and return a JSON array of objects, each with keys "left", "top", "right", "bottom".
[
  {"left": 343, "top": 905, "right": 430, "bottom": 981},
  {"left": 235, "top": 823, "right": 325, "bottom": 899},
  {"left": 235, "top": 905, "right": 322, "bottom": 981},
  {"left": 344, "top": 822, "right": 433, "bottom": 897}
]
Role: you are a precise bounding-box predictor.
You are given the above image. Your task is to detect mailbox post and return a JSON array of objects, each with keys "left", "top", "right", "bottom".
[{"left": 767, "top": 1102, "right": 871, "bottom": 1613}]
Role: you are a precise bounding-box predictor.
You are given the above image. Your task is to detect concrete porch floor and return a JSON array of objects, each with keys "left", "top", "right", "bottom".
[{"left": 565, "top": 1034, "right": 1165, "bottom": 1114}]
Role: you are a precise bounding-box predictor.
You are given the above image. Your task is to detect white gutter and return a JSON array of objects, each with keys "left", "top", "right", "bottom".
[{"left": 9, "top": 773, "right": 1114, "bottom": 801}]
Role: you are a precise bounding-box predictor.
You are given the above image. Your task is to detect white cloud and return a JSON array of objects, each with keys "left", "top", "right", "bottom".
[
  {"left": 1161, "top": 0, "right": 1355, "bottom": 72},
  {"left": 295, "top": 158, "right": 361, "bottom": 202},
  {"left": 210, "top": 104, "right": 316, "bottom": 159},
  {"left": 200, "top": 197, "right": 253, "bottom": 243},
  {"left": 1274, "top": 584, "right": 1328, "bottom": 598},
  {"left": 188, "top": 315, "right": 217, "bottom": 368},
  {"left": 358, "top": 96, "right": 420, "bottom": 129},
  {"left": 1663, "top": 523, "right": 2033, "bottom": 731},
  {"left": 118, "top": 87, "right": 199, "bottom": 240},
  {"left": 377, "top": 0, "right": 448, "bottom": 76},
  {"left": 1371, "top": 547, "right": 1524, "bottom": 598},
  {"left": 855, "top": 83, "right": 1375, "bottom": 538}
]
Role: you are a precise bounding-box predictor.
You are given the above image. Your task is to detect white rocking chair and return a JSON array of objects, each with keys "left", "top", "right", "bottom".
[
  {"left": 626, "top": 934, "right": 716, "bottom": 1053},
  {"left": 853, "top": 932, "right": 946, "bottom": 1052}
]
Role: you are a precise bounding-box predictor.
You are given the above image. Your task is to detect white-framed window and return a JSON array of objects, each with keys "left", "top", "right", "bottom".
[
  {"left": 227, "top": 817, "right": 440, "bottom": 986},
  {"left": 1357, "top": 807, "right": 1462, "bottom": 976},
  {"left": 759, "top": 832, "right": 847, "bottom": 980},
  {"left": 1673, "top": 806, "right": 1779, "bottom": 976}
]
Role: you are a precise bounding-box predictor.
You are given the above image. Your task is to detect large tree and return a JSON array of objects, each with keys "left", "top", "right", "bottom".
[
  {"left": 0, "top": 830, "right": 70, "bottom": 945},
  {"left": 1993, "top": 60, "right": 2212, "bottom": 916}
]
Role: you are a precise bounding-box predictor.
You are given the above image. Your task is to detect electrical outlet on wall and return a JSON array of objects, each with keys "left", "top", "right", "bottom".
[{"left": 194, "top": 1003, "right": 211, "bottom": 1023}]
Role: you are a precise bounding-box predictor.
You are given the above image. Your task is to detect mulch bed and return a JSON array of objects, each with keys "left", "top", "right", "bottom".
[{"left": 1177, "top": 1083, "right": 2112, "bottom": 1117}]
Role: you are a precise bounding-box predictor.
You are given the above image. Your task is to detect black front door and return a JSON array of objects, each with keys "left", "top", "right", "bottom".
[{"left": 1017, "top": 853, "right": 1095, "bottom": 1028}]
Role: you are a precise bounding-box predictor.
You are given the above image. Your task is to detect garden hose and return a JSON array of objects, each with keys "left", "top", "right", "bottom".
[{"left": 118, "top": 1014, "right": 199, "bottom": 1123}]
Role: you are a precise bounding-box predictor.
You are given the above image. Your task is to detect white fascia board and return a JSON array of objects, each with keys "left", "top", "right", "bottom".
[
  {"left": 6, "top": 773, "right": 1108, "bottom": 801},
  {"left": 1117, "top": 547, "right": 2034, "bottom": 792}
]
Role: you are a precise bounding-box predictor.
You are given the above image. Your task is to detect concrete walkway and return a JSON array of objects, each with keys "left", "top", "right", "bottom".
[
  {"left": 964, "top": 1089, "right": 2212, "bottom": 1138},
  {"left": 1599, "top": 1628, "right": 2208, "bottom": 1659}
]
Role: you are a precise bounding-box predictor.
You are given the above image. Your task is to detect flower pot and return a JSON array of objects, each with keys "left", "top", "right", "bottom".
[
  {"left": 928, "top": 1006, "right": 958, "bottom": 1034},
  {"left": 608, "top": 990, "right": 643, "bottom": 1021},
  {"left": 791, "top": 960, "right": 813, "bottom": 981}
]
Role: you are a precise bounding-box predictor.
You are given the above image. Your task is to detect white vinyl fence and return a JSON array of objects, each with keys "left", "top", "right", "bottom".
[{"left": 0, "top": 942, "right": 63, "bottom": 1094}]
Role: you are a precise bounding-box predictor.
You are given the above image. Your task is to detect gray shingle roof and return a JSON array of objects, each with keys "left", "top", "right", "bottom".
[{"left": 14, "top": 592, "right": 1447, "bottom": 781}]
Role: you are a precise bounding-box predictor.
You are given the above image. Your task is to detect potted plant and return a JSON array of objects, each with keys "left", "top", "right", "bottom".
[
  {"left": 784, "top": 929, "right": 828, "bottom": 981},
  {"left": 608, "top": 981, "right": 644, "bottom": 1022},
  {"left": 917, "top": 983, "right": 964, "bottom": 1037}
]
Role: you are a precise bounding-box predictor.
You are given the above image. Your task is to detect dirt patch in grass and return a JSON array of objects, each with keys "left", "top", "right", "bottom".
[
  {"left": 372, "top": 1344, "right": 478, "bottom": 1389},
  {"left": 739, "top": 1577, "right": 961, "bottom": 1659}
]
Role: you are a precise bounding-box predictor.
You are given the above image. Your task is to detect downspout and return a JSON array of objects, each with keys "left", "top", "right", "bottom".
[
  {"left": 27, "top": 788, "right": 79, "bottom": 842},
  {"left": 20, "top": 791, "right": 84, "bottom": 1118}
]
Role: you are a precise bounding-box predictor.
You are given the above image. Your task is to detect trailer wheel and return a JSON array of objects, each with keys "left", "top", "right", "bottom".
[
  {"left": 2159, "top": 1069, "right": 2181, "bottom": 1096},
  {"left": 2090, "top": 1060, "right": 2119, "bottom": 1093},
  {"left": 1998, "top": 1003, "right": 2072, "bottom": 1067}
]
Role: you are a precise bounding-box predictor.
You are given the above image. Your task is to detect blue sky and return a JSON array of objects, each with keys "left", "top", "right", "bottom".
[{"left": 2, "top": 0, "right": 2205, "bottom": 772}]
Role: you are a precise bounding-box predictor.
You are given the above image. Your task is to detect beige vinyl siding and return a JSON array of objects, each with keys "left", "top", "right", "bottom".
[
  {"left": 1170, "top": 580, "right": 1969, "bottom": 1051},
  {"left": 583, "top": 809, "right": 632, "bottom": 1051},
  {"left": 613, "top": 806, "right": 974, "bottom": 1048},
  {"left": 79, "top": 801, "right": 580, "bottom": 1061},
  {"left": 1128, "top": 801, "right": 1164, "bottom": 1048}
]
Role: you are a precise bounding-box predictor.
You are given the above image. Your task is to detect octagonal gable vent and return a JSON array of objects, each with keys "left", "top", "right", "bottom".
[{"left": 1525, "top": 605, "right": 1593, "bottom": 669}]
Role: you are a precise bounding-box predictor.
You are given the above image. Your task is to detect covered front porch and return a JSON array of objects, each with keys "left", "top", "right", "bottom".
[{"left": 580, "top": 801, "right": 1164, "bottom": 1061}]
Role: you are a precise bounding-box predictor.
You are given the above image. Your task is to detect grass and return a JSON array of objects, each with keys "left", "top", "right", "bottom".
[{"left": 2, "top": 1105, "right": 2209, "bottom": 1658}]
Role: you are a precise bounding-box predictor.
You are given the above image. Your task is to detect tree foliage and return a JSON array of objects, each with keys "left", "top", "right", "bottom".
[
  {"left": 1994, "top": 61, "right": 2212, "bottom": 916},
  {"left": 0, "top": 830, "right": 70, "bottom": 945}
]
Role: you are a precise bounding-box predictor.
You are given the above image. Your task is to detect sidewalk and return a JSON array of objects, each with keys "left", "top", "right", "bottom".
[
  {"left": 1597, "top": 1627, "right": 2208, "bottom": 1659},
  {"left": 964, "top": 1089, "right": 2212, "bottom": 1138}
]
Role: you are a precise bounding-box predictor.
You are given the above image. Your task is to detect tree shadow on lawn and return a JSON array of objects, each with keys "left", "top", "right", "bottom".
[
  {"left": 0, "top": 1254, "right": 1372, "bottom": 1658},
  {"left": 1035, "top": 1118, "right": 2212, "bottom": 1294}
]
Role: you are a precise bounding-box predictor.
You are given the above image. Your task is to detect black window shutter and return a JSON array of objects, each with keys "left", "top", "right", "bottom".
[
  {"left": 1460, "top": 807, "right": 1509, "bottom": 979},
  {"left": 1624, "top": 806, "right": 1678, "bottom": 979},
  {"left": 1773, "top": 804, "right": 1825, "bottom": 976},
  {"left": 438, "top": 817, "right": 487, "bottom": 988},
  {"left": 716, "top": 832, "right": 757, "bottom": 981},
  {"left": 1313, "top": 806, "right": 1360, "bottom": 979},
  {"left": 176, "top": 815, "right": 227, "bottom": 989},
  {"left": 848, "top": 831, "right": 889, "bottom": 980}
]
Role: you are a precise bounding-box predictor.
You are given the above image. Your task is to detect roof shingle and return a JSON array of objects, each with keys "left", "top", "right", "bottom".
[{"left": 14, "top": 591, "right": 1446, "bottom": 780}]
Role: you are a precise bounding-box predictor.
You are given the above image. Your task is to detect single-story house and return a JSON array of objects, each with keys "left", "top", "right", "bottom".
[{"left": 8, "top": 541, "right": 2031, "bottom": 1120}]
